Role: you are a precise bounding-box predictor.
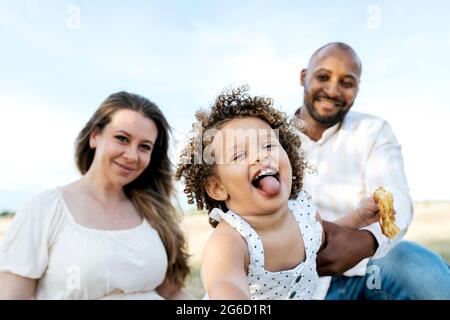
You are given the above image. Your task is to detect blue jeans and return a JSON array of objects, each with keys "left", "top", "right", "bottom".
[{"left": 325, "top": 241, "right": 450, "bottom": 299}]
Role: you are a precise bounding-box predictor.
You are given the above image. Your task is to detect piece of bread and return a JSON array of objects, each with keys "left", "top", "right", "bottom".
[{"left": 373, "top": 187, "right": 400, "bottom": 239}]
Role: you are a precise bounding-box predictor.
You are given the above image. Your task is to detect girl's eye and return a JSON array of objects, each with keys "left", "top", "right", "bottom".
[
  {"left": 233, "top": 152, "right": 245, "bottom": 161},
  {"left": 115, "top": 135, "right": 129, "bottom": 142},
  {"left": 264, "top": 143, "right": 277, "bottom": 150}
]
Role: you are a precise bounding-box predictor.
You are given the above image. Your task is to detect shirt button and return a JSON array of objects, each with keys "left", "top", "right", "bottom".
[
  {"left": 296, "top": 275, "right": 302, "bottom": 283},
  {"left": 289, "top": 291, "right": 296, "bottom": 299}
]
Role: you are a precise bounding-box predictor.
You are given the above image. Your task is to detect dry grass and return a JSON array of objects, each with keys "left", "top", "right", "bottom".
[{"left": 1, "top": 202, "right": 449, "bottom": 298}]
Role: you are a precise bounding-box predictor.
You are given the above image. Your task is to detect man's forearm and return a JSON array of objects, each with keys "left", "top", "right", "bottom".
[{"left": 316, "top": 221, "right": 381, "bottom": 276}]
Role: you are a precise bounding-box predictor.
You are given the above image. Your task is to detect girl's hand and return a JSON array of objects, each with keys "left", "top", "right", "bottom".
[{"left": 356, "top": 196, "right": 380, "bottom": 225}]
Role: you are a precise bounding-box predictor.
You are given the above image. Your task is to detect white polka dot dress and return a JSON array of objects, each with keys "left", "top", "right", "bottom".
[{"left": 209, "top": 190, "right": 322, "bottom": 300}]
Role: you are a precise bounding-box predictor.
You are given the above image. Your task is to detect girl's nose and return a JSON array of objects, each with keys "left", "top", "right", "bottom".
[{"left": 252, "top": 151, "right": 270, "bottom": 165}]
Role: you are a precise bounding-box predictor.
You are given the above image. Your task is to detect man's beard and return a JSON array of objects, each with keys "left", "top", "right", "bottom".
[{"left": 304, "top": 95, "right": 352, "bottom": 127}]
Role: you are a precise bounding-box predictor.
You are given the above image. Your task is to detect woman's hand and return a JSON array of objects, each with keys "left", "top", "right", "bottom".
[{"left": 156, "top": 278, "right": 196, "bottom": 300}]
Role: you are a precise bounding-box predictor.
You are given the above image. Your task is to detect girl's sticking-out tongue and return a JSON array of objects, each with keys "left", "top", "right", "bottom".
[{"left": 258, "top": 176, "right": 280, "bottom": 196}]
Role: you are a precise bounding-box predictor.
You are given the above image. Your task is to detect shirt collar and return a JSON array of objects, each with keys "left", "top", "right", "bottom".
[{"left": 298, "top": 120, "right": 341, "bottom": 145}]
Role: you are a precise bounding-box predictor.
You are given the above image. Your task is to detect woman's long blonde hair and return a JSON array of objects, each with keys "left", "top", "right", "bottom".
[{"left": 75, "top": 91, "right": 190, "bottom": 287}]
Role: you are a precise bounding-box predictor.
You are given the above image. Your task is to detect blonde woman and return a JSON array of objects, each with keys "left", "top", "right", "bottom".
[{"left": 0, "top": 92, "right": 192, "bottom": 299}]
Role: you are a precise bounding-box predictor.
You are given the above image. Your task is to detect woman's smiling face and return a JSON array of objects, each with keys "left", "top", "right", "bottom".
[{"left": 89, "top": 109, "right": 158, "bottom": 188}]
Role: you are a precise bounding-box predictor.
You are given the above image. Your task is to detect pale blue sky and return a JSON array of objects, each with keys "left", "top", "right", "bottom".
[{"left": 1, "top": 0, "right": 449, "bottom": 210}]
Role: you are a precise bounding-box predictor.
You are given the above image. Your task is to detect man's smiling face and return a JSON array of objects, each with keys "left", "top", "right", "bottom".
[{"left": 301, "top": 45, "right": 361, "bottom": 127}]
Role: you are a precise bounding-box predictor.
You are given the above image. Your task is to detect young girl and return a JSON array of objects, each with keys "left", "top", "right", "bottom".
[
  {"left": 0, "top": 92, "right": 192, "bottom": 299},
  {"left": 176, "top": 86, "right": 380, "bottom": 300}
]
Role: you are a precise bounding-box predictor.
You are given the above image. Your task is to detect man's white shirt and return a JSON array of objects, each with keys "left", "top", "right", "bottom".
[{"left": 297, "top": 111, "right": 413, "bottom": 299}]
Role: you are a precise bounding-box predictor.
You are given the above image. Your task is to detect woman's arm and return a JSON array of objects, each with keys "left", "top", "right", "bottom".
[
  {"left": 202, "top": 223, "right": 250, "bottom": 300},
  {"left": 0, "top": 272, "right": 36, "bottom": 300}
]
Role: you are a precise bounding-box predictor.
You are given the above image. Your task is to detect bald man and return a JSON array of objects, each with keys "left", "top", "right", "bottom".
[{"left": 295, "top": 42, "right": 450, "bottom": 299}]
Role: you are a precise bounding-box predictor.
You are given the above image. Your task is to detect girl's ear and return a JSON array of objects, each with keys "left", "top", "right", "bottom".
[{"left": 205, "top": 176, "right": 228, "bottom": 201}]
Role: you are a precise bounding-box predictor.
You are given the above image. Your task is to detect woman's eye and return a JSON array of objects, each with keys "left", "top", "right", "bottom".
[
  {"left": 115, "top": 135, "right": 128, "bottom": 142},
  {"left": 140, "top": 145, "right": 152, "bottom": 152}
]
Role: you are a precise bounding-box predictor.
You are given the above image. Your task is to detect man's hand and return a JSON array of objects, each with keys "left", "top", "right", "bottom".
[{"left": 316, "top": 220, "right": 378, "bottom": 276}]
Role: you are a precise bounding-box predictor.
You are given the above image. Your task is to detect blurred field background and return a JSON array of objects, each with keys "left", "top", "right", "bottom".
[{"left": 1, "top": 202, "right": 449, "bottom": 299}]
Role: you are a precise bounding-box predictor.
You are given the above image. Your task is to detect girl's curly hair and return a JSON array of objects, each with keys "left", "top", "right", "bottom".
[{"left": 176, "top": 85, "right": 308, "bottom": 227}]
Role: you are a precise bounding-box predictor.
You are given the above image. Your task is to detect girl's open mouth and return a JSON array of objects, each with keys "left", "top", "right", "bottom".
[{"left": 251, "top": 167, "right": 281, "bottom": 196}]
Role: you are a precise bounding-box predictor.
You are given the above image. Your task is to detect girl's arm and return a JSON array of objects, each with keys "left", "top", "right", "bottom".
[
  {"left": 335, "top": 196, "right": 380, "bottom": 229},
  {"left": 202, "top": 223, "right": 250, "bottom": 300},
  {"left": 315, "top": 196, "right": 379, "bottom": 253},
  {"left": 0, "top": 272, "right": 36, "bottom": 300}
]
